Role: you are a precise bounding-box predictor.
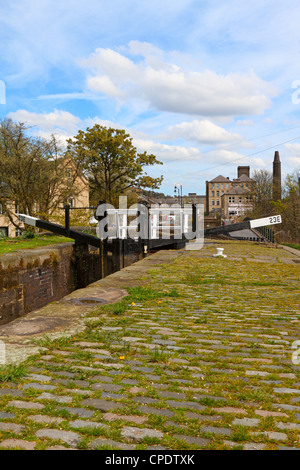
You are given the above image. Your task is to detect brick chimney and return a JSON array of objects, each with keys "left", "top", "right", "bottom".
[
  {"left": 237, "top": 166, "right": 250, "bottom": 178},
  {"left": 273, "top": 151, "right": 282, "bottom": 200}
]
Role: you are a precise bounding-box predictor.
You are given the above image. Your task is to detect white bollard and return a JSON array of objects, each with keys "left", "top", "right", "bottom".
[{"left": 213, "top": 247, "right": 227, "bottom": 258}]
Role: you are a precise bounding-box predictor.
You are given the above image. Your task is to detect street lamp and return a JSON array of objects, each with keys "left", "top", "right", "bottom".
[{"left": 174, "top": 183, "right": 183, "bottom": 207}]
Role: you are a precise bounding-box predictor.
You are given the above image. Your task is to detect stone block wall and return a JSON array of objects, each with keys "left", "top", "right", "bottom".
[
  {"left": 0, "top": 244, "right": 76, "bottom": 326},
  {"left": 0, "top": 239, "right": 144, "bottom": 326}
]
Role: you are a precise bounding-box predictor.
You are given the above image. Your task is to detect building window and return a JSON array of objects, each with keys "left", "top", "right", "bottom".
[
  {"left": 211, "top": 191, "right": 215, "bottom": 197},
  {"left": 65, "top": 168, "right": 72, "bottom": 179},
  {"left": 226, "top": 183, "right": 230, "bottom": 189},
  {"left": 211, "top": 184, "right": 214, "bottom": 189},
  {"left": 216, "top": 191, "right": 219, "bottom": 197},
  {"left": 212, "top": 200, "right": 215, "bottom": 206},
  {"left": 216, "top": 184, "right": 219, "bottom": 189},
  {"left": 0, "top": 227, "right": 8, "bottom": 237},
  {"left": 239, "top": 197, "right": 242, "bottom": 203},
  {"left": 216, "top": 200, "right": 220, "bottom": 206},
  {"left": 229, "top": 197, "right": 235, "bottom": 203}
]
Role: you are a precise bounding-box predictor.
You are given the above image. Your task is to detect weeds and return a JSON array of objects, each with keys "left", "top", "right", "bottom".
[{"left": 0, "top": 364, "right": 27, "bottom": 383}]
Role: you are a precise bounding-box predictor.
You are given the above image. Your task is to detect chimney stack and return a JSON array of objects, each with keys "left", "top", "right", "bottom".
[
  {"left": 238, "top": 166, "right": 250, "bottom": 178},
  {"left": 273, "top": 151, "right": 282, "bottom": 200}
]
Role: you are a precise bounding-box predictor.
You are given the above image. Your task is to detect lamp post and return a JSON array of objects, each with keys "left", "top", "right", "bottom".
[{"left": 174, "top": 183, "right": 183, "bottom": 207}]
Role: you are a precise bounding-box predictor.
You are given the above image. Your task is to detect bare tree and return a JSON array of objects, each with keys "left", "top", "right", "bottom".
[{"left": 0, "top": 118, "right": 80, "bottom": 229}]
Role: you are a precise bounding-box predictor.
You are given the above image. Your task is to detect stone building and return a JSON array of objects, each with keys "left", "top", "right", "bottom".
[
  {"left": 206, "top": 175, "right": 232, "bottom": 214},
  {"left": 206, "top": 166, "right": 255, "bottom": 218}
]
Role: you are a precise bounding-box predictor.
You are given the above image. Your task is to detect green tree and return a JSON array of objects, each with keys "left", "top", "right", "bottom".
[
  {"left": 273, "top": 170, "right": 300, "bottom": 242},
  {"left": 0, "top": 118, "right": 80, "bottom": 229},
  {"left": 67, "top": 125, "right": 163, "bottom": 205}
]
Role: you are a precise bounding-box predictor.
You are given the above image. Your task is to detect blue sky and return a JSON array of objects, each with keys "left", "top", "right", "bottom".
[{"left": 1, "top": 0, "right": 300, "bottom": 195}]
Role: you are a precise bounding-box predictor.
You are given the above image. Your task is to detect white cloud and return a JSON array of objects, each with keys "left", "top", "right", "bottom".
[
  {"left": 7, "top": 109, "right": 83, "bottom": 144},
  {"left": 81, "top": 42, "right": 278, "bottom": 117},
  {"left": 164, "top": 119, "right": 246, "bottom": 146}
]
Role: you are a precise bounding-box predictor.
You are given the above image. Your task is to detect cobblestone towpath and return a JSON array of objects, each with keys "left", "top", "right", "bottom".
[{"left": 0, "top": 240, "right": 299, "bottom": 450}]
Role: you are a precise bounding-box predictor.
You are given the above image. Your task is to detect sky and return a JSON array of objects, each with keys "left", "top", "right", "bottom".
[{"left": 1, "top": 0, "right": 300, "bottom": 196}]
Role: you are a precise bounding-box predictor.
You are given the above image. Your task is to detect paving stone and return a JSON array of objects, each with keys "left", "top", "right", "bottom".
[
  {"left": 276, "top": 422, "right": 300, "bottom": 431},
  {"left": 75, "top": 342, "right": 104, "bottom": 348},
  {"left": 91, "top": 383, "right": 123, "bottom": 392},
  {"left": 128, "top": 387, "right": 147, "bottom": 394},
  {"left": 119, "top": 379, "right": 139, "bottom": 385},
  {"left": 201, "top": 426, "right": 232, "bottom": 436},
  {"left": 173, "top": 434, "right": 210, "bottom": 447},
  {"left": 7, "top": 401, "right": 44, "bottom": 410},
  {"left": 26, "top": 374, "right": 52, "bottom": 382},
  {"left": 274, "top": 388, "right": 300, "bottom": 394},
  {"left": 89, "top": 375, "right": 114, "bottom": 383},
  {"left": 80, "top": 399, "right": 123, "bottom": 412},
  {"left": 37, "top": 393, "right": 73, "bottom": 403},
  {"left": 22, "top": 383, "right": 56, "bottom": 391},
  {"left": 255, "top": 410, "right": 289, "bottom": 418},
  {"left": 212, "top": 407, "right": 247, "bottom": 415},
  {"left": 103, "top": 413, "right": 148, "bottom": 424},
  {"left": 68, "top": 420, "right": 109, "bottom": 430},
  {"left": 166, "top": 400, "right": 206, "bottom": 411},
  {"left": 46, "top": 445, "right": 74, "bottom": 450},
  {"left": 58, "top": 407, "right": 94, "bottom": 418},
  {"left": 158, "top": 391, "right": 186, "bottom": 399},
  {"left": 0, "top": 423, "right": 26, "bottom": 433},
  {"left": 252, "top": 431, "right": 288, "bottom": 441},
  {"left": 0, "top": 412, "right": 15, "bottom": 419},
  {"left": 27, "top": 415, "right": 65, "bottom": 425},
  {"left": 232, "top": 418, "right": 260, "bottom": 427},
  {"left": 185, "top": 412, "right": 221, "bottom": 421},
  {"left": 0, "top": 439, "right": 36, "bottom": 450},
  {"left": 101, "top": 392, "right": 125, "bottom": 400},
  {"left": 36, "top": 429, "right": 80, "bottom": 447},
  {"left": 243, "top": 443, "right": 266, "bottom": 450},
  {"left": 278, "top": 446, "right": 300, "bottom": 450},
  {"left": 138, "top": 406, "right": 175, "bottom": 417},
  {"left": 52, "top": 371, "right": 76, "bottom": 378},
  {"left": 121, "top": 426, "right": 163, "bottom": 442},
  {"left": 273, "top": 404, "right": 300, "bottom": 411},
  {"left": 89, "top": 438, "right": 136, "bottom": 450},
  {"left": 0, "top": 388, "right": 24, "bottom": 397},
  {"left": 132, "top": 397, "right": 158, "bottom": 405}
]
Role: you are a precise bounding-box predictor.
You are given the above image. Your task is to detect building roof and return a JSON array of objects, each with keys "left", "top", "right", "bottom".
[
  {"left": 209, "top": 175, "right": 231, "bottom": 183},
  {"left": 223, "top": 186, "right": 251, "bottom": 196},
  {"left": 232, "top": 174, "right": 253, "bottom": 182}
]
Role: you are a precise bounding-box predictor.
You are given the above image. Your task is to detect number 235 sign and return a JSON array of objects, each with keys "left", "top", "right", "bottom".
[{"left": 250, "top": 215, "right": 282, "bottom": 229}]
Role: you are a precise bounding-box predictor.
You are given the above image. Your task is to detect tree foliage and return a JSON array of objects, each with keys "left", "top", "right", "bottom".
[
  {"left": 67, "top": 124, "right": 163, "bottom": 205},
  {"left": 0, "top": 118, "right": 80, "bottom": 228},
  {"left": 250, "top": 169, "right": 274, "bottom": 217},
  {"left": 273, "top": 170, "right": 300, "bottom": 242}
]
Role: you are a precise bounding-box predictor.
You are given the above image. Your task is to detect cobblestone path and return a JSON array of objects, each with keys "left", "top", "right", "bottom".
[{"left": 0, "top": 241, "right": 299, "bottom": 450}]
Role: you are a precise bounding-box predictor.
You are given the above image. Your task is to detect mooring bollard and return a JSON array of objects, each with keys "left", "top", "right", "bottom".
[{"left": 213, "top": 247, "right": 227, "bottom": 258}]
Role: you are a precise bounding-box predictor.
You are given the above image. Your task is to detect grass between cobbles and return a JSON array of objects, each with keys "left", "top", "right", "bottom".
[{"left": 0, "top": 242, "right": 299, "bottom": 450}]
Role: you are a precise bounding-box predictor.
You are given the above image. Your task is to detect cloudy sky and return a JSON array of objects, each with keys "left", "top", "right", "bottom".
[{"left": 1, "top": 0, "right": 300, "bottom": 195}]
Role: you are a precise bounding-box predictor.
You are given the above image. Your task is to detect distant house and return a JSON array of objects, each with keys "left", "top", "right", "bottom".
[
  {"left": 221, "top": 186, "right": 254, "bottom": 218},
  {"left": 206, "top": 175, "right": 232, "bottom": 214},
  {"left": 206, "top": 166, "right": 255, "bottom": 218}
]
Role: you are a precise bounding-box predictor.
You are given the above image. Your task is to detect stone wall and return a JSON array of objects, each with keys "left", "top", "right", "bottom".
[
  {"left": 0, "top": 239, "right": 145, "bottom": 326},
  {"left": 0, "top": 244, "right": 77, "bottom": 326}
]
